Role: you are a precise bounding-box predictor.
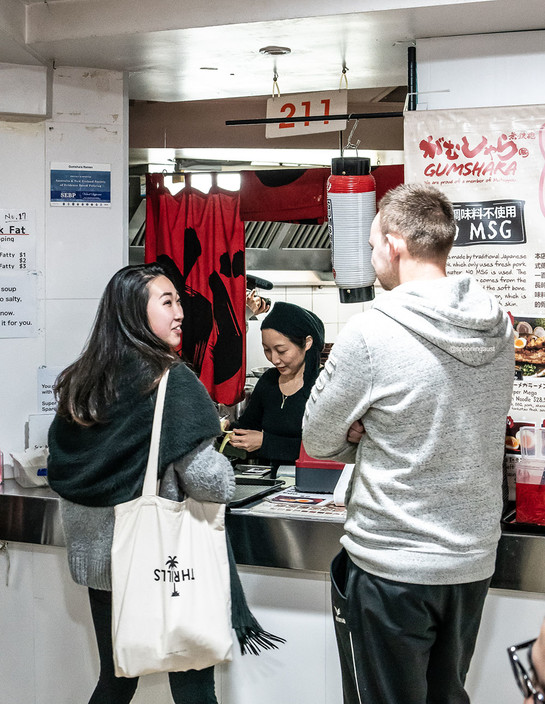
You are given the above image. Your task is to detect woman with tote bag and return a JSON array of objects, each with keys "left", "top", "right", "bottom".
[{"left": 47, "top": 263, "right": 236, "bottom": 704}]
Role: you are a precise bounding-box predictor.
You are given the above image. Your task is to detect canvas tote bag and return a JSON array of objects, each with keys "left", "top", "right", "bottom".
[{"left": 111, "top": 370, "right": 233, "bottom": 678}]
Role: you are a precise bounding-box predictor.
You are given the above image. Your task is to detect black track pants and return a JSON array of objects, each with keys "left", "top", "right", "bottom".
[{"left": 330, "top": 549, "right": 490, "bottom": 704}]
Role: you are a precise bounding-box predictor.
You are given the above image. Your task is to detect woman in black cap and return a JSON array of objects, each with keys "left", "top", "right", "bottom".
[{"left": 229, "top": 301, "right": 325, "bottom": 473}]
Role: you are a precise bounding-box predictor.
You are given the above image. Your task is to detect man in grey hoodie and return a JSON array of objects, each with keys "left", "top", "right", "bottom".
[{"left": 303, "top": 183, "right": 514, "bottom": 704}]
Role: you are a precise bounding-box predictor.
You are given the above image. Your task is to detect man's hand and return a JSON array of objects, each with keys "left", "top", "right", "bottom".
[
  {"left": 229, "top": 428, "right": 264, "bottom": 453},
  {"left": 246, "top": 289, "right": 270, "bottom": 316},
  {"left": 347, "top": 419, "right": 365, "bottom": 444}
]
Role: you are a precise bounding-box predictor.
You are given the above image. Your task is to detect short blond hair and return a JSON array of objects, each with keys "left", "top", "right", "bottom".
[{"left": 378, "top": 183, "right": 455, "bottom": 260}]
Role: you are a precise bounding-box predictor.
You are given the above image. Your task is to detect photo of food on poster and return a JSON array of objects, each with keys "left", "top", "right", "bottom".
[
  {"left": 499, "top": 313, "right": 545, "bottom": 501},
  {"left": 511, "top": 315, "right": 545, "bottom": 379}
]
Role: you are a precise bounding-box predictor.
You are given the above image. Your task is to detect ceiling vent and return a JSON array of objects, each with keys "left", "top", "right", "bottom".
[{"left": 244, "top": 221, "right": 331, "bottom": 271}]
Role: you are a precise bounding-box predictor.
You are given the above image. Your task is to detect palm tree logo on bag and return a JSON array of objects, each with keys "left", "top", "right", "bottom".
[
  {"left": 166, "top": 556, "right": 180, "bottom": 597},
  {"left": 154, "top": 555, "right": 195, "bottom": 596}
]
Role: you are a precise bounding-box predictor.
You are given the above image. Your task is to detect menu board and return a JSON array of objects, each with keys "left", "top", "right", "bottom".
[
  {"left": 0, "top": 208, "right": 38, "bottom": 338},
  {"left": 0, "top": 208, "right": 36, "bottom": 271}
]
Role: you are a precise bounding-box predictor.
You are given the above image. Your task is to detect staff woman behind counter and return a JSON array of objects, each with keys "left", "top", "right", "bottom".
[{"left": 228, "top": 302, "right": 325, "bottom": 473}]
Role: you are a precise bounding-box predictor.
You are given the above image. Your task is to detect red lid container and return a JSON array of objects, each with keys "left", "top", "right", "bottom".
[{"left": 295, "top": 443, "right": 345, "bottom": 471}]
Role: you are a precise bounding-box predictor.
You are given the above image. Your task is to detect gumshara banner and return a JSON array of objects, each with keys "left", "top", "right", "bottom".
[
  {"left": 405, "top": 105, "right": 545, "bottom": 500},
  {"left": 405, "top": 105, "right": 545, "bottom": 317}
]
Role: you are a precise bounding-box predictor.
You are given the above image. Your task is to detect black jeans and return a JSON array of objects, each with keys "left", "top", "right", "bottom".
[
  {"left": 88, "top": 588, "right": 217, "bottom": 704},
  {"left": 330, "top": 549, "right": 490, "bottom": 704}
]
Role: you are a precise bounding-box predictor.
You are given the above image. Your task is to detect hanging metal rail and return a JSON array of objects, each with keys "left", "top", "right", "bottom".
[
  {"left": 225, "top": 46, "right": 416, "bottom": 126},
  {"left": 225, "top": 111, "right": 404, "bottom": 126}
]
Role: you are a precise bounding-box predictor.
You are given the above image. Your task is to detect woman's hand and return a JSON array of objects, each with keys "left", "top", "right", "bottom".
[
  {"left": 229, "top": 428, "right": 264, "bottom": 453},
  {"left": 347, "top": 419, "right": 365, "bottom": 444}
]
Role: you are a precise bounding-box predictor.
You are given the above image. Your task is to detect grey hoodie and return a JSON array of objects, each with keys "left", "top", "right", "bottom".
[{"left": 303, "top": 275, "right": 514, "bottom": 585}]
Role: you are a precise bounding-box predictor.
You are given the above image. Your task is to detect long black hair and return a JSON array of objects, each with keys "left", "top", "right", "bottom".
[{"left": 54, "top": 263, "right": 179, "bottom": 425}]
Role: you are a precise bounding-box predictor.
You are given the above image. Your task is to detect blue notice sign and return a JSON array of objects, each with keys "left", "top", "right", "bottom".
[{"left": 50, "top": 162, "right": 111, "bottom": 207}]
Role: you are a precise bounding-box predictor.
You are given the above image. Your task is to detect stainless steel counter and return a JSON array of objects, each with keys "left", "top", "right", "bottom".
[
  {"left": 0, "top": 480, "right": 65, "bottom": 547},
  {"left": 0, "top": 478, "right": 541, "bottom": 592}
]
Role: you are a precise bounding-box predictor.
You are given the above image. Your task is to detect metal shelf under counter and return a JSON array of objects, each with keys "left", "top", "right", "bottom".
[{"left": 0, "top": 478, "right": 543, "bottom": 593}]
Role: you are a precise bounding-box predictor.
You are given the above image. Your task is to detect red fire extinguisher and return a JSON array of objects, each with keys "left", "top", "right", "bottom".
[{"left": 327, "top": 157, "right": 376, "bottom": 303}]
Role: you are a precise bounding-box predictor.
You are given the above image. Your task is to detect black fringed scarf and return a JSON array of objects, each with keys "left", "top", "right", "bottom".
[
  {"left": 226, "top": 530, "right": 286, "bottom": 655},
  {"left": 48, "top": 362, "right": 220, "bottom": 506}
]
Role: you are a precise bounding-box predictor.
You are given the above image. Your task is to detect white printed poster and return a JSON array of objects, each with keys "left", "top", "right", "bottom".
[
  {"left": 0, "top": 208, "right": 36, "bottom": 271},
  {"left": 50, "top": 162, "right": 111, "bottom": 207},
  {"left": 37, "top": 366, "right": 63, "bottom": 414},
  {"left": 405, "top": 106, "right": 545, "bottom": 500},
  {"left": 0, "top": 271, "right": 38, "bottom": 337}
]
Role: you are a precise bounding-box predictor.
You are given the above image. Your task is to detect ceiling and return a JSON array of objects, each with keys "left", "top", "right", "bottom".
[
  {"left": 3, "top": 0, "right": 545, "bottom": 167},
  {"left": 3, "top": 0, "right": 545, "bottom": 104}
]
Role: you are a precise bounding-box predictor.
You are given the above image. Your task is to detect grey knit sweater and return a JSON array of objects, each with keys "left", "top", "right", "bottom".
[
  {"left": 60, "top": 442, "right": 235, "bottom": 590},
  {"left": 303, "top": 275, "right": 514, "bottom": 585}
]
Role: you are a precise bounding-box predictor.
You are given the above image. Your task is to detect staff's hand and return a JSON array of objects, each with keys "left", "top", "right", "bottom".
[
  {"left": 347, "top": 419, "right": 365, "bottom": 444},
  {"left": 229, "top": 428, "right": 264, "bottom": 453},
  {"left": 246, "top": 289, "right": 270, "bottom": 316}
]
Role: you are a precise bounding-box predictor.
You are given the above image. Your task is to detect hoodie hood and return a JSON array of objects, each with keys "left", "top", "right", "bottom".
[{"left": 372, "top": 274, "right": 513, "bottom": 367}]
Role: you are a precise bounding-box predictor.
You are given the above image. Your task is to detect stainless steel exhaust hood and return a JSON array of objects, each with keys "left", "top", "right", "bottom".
[{"left": 244, "top": 220, "right": 331, "bottom": 272}]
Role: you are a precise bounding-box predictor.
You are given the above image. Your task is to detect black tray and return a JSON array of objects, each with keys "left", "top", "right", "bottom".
[{"left": 228, "top": 477, "right": 284, "bottom": 508}]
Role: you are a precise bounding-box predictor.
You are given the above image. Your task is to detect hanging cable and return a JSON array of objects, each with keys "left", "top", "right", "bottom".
[
  {"left": 339, "top": 65, "right": 349, "bottom": 90},
  {"left": 272, "top": 71, "right": 281, "bottom": 98}
]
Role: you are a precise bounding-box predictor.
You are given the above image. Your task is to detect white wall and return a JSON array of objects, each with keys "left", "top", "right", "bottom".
[
  {"left": 468, "top": 589, "right": 545, "bottom": 703},
  {"left": 0, "top": 66, "right": 127, "bottom": 468},
  {"left": 416, "top": 30, "right": 545, "bottom": 110},
  {"left": 0, "top": 541, "right": 342, "bottom": 704}
]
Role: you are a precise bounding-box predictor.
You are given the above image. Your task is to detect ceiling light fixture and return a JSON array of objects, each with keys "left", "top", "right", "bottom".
[{"left": 259, "top": 46, "right": 291, "bottom": 56}]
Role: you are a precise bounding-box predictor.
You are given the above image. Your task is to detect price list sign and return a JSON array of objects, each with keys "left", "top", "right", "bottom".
[{"left": 0, "top": 209, "right": 36, "bottom": 271}]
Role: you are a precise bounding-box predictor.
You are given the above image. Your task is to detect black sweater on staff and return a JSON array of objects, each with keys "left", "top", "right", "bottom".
[{"left": 235, "top": 367, "right": 312, "bottom": 465}]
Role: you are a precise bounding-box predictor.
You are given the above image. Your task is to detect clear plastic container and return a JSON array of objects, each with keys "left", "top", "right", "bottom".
[
  {"left": 519, "top": 427, "right": 545, "bottom": 458},
  {"left": 10, "top": 448, "right": 48, "bottom": 488}
]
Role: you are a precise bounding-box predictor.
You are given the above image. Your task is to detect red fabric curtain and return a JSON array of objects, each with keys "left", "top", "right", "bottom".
[
  {"left": 371, "top": 165, "right": 405, "bottom": 205},
  {"left": 145, "top": 173, "right": 246, "bottom": 405},
  {"left": 239, "top": 168, "right": 329, "bottom": 223}
]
